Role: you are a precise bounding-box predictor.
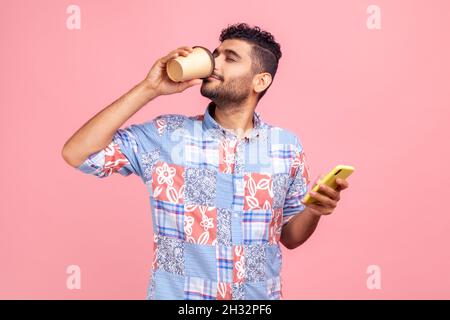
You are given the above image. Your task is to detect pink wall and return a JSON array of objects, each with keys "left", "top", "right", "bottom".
[{"left": 1, "top": 0, "right": 449, "bottom": 299}]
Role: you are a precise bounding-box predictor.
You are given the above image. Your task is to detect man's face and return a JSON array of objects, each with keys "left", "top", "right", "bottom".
[{"left": 200, "top": 39, "right": 256, "bottom": 106}]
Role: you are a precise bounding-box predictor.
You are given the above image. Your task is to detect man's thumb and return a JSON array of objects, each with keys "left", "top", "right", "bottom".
[{"left": 187, "top": 79, "right": 203, "bottom": 87}]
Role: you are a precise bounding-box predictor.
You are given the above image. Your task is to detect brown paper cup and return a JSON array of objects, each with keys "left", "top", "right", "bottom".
[{"left": 166, "top": 46, "right": 215, "bottom": 82}]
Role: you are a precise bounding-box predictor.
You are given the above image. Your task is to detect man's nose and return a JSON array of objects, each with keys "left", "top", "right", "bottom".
[
  {"left": 213, "top": 56, "right": 223, "bottom": 70},
  {"left": 212, "top": 65, "right": 223, "bottom": 78}
]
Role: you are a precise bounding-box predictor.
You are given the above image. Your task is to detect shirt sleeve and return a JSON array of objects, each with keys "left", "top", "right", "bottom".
[
  {"left": 76, "top": 121, "right": 159, "bottom": 179},
  {"left": 282, "top": 138, "right": 312, "bottom": 226}
]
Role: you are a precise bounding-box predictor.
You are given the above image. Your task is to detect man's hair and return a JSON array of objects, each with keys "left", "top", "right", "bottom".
[{"left": 219, "top": 23, "right": 282, "bottom": 102}]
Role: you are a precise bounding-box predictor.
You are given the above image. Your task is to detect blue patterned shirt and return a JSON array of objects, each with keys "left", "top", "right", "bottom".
[{"left": 76, "top": 102, "right": 311, "bottom": 300}]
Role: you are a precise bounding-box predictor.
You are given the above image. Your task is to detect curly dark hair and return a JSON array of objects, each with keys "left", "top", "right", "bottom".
[{"left": 219, "top": 23, "right": 282, "bottom": 102}]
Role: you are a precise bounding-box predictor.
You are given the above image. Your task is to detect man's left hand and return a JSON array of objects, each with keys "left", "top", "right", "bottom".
[{"left": 301, "top": 176, "right": 349, "bottom": 216}]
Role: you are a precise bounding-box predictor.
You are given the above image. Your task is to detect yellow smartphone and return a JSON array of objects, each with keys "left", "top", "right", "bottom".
[{"left": 302, "top": 164, "right": 354, "bottom": 205}]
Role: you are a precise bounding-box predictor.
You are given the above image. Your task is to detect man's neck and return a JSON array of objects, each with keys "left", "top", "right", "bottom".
[{"left": 210, "top": 101, "right": 256, "bottom": 140}]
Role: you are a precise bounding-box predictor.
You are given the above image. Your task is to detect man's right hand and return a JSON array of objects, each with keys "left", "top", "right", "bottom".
[{"left": 143, "top": 46, "right": 203, "bottom": 96}]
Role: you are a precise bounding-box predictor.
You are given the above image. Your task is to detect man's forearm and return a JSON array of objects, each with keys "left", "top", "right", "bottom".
[
  {"left": 62, "top": 80, "right": 158, "bottom": 167},
  {"left": 280, "top": 207, "right": 321, "bottom": 249}
]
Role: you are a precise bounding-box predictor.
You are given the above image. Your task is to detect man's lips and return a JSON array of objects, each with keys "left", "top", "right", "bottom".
[{"left": 207, "top": 75, "right": 222, "bottom": 81}]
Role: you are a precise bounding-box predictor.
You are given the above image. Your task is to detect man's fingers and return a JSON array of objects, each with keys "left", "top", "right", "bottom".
[
  {"left": 177, "top": 46, "right": 194, "bottom": 52},
  {"left": 317, "top": 183, "right": 340, "bottom": 201},
  {"left": 160, "top": 52, "right": 178, "bottom": 64},
  {"left": 160, "top": 47, "right": 194, "bottom": 64},
  {"left": 309, "top": 190, "right": 337, "bottom": 208},
  {"left": 336, "top": 178, "right": 349, "bottom": 191}
]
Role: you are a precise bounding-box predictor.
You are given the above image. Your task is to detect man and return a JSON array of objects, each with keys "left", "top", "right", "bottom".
[{"left": 62, "top": 23, "right": 349, "bottom": 300}]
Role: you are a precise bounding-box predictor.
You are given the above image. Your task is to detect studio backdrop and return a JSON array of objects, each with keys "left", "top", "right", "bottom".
[{"left": 1, "top": 0, "right": 449, "bottom": 299}]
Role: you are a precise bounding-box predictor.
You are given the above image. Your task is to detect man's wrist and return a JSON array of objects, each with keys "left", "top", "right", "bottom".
[
  {"left": 139, "top": 80, "right": 159, "bottom": 100},
  {"left": 303, "top": 206, "right": 322, "bottom": 220}
]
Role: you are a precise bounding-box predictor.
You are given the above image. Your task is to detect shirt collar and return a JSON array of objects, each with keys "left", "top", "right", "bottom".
[{"left": 202, "top": 101, "right": 265, "bottom": 140}]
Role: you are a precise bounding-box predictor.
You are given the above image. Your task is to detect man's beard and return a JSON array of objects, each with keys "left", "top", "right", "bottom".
[{"left": 200, "top": 75, "right": 253, "bottom": 108}]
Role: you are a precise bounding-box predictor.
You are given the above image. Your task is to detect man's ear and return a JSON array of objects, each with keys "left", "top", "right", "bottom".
[{"left": 253, "top": 72, "right": 272, "bottom": 94}]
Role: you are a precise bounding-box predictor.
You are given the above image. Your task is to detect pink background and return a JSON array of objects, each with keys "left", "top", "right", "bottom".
[{"left": 1, "top": 0, "right": 449, "bottom": 299}]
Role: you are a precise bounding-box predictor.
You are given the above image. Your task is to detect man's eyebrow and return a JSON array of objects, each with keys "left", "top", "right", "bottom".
[{"left": 212, "top": 48, "right": 242, "bottom": 59}]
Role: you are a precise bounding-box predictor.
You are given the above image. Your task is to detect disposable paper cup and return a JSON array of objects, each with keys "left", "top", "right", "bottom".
[{"left": 166, "top": 46, "right": 215, "bottom": 82}]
